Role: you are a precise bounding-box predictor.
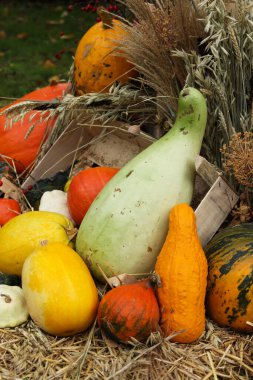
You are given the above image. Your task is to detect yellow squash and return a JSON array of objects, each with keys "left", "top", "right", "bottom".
[
  {"left": 0, "top": 211, "right": 75, "bottom": 275},
  {"left": 22, "top": 242, "right": 99, "bottom": 336}
]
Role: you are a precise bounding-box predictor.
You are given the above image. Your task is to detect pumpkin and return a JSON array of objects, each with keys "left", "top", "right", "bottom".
[
  {"left": 74, "top": 7, "right": 137, "bottom": 95},
  {"left": 0, "top": 198, "right": 21, "bottom": 226},
  {"left": 67, "top": 166, "right": 119, "bottom": 225},
  {"left": 0, "top": 211, "right": 75, "bottom": 275},
  {"left": 22, "top": 242, "right": 99, "bottom": 336},
  {"left": 205, "top": 223, "right": 253, "bottom": 332},
  {"left": 0, "top": 83, "right": 68, "bottom": 173},
  {"left": 155, "top": 204, "right": 208, "bottom": 343},
  {"left": 97, "top": 279, "right": 160, "bottom": 342}
]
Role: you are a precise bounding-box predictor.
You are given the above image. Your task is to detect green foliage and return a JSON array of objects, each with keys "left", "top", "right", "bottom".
[{"left": 0, "top": 1, "right": 96, "bottom": 105}]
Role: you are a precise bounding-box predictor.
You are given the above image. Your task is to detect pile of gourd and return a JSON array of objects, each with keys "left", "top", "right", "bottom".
[{"left": 0, "top": 9, "right": 252, "bottom": 343}]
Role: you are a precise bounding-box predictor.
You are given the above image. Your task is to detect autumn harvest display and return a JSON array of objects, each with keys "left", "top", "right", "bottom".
[{"left": 0, "top": 1, "right": 253, "bottom": 379}]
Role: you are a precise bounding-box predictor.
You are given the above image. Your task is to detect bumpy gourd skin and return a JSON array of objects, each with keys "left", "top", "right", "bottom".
[
  {"left": 74, "top": 19, "right": 136, "bottom": 94},
  {"left": 155, "top": 203, "right": 208, "bottom": 343}
]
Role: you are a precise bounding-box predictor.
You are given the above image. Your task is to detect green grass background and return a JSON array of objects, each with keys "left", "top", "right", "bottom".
[{"left": 0, "top": 1, "right": 96, "bottom": 106}]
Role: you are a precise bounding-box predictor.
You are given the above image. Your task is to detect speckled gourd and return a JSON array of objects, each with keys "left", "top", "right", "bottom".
[{"left": 76, "top": 87, "right": 207, "bottom": 282}]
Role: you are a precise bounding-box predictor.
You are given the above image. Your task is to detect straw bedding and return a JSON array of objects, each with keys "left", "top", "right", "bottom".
[
  {"left": 0, "top": 2, "right": 252, "bottom": 379},
  {"left": 0, "top": 319, "right": 252, "bottom": 380}
]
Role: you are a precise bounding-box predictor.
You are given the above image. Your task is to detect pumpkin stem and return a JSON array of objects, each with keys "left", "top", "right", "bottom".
[
  {"left": 97, "top": 7, "right": 113, "bottom": 29},
  {"left": 150, "top": 272, "right": 162, "bottom": 288}
]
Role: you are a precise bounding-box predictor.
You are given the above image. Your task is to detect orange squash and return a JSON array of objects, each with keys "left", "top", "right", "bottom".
[
  {"left": 97, "top": 279, "right": 160, "bottom": 342},
  {"left": 155, "top": 203, "right": 208, "bottom": 343},
  {"left": 0, "top": 83, "right": 68, "bottom": 173},
  {"left": 74, "top": 7, "right": 137, "bottom": 95},
  {"left": 22, "top": 242, "right": 99, "bottom": 336}
]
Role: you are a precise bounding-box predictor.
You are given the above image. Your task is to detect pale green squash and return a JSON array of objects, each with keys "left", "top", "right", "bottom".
[{"left": 76, "top": 87, "right": 207, "bottom": 282}]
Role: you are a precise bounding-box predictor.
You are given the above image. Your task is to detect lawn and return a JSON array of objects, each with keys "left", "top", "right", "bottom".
[{"left": 0, "top": 1, "right": 97, "bottom": 106}]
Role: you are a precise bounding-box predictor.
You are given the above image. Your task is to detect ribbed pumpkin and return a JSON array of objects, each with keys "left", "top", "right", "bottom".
[
  {"left": 74, "top": 7, "right": 136, "bottom": 95},
  {"left": 97, "top": 279, "right": 160, "bottom": 342},
  {"left": 205, "top": 223, "right": 253, "bottom": 333},
  {"left": 0, "top": 83, "right": 68, "bottom": 173},
  {"left": 22, "top": 242, "right": 99, "bottom": 336},
  {"left": 67, "top": 166, "right": 119, "bottom": 225},
  {"left": 155, "top": 204, "right": 208, "bottom": 343}
]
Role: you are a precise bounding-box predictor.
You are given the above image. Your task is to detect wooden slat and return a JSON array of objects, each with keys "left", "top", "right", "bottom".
[
  {"left": 22, "top": 121, "right": 154, "bottom": 189},
  {"left": 195, "top": 155, "right": 222, "bottom": 187},
  {"left": 195, "top": 176, "right": 239, "bottom": 247}
]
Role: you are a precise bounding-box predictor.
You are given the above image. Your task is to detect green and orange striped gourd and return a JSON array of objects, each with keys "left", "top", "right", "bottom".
[{"left": 205, "top": 222, "right": 253, "bottom": 332}]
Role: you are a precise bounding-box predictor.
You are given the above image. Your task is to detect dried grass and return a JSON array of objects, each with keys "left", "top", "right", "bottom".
[
  {"left": 0, "top": 319, "right": 252, "bottom": 380},
  {"left": 120, "top": 0, "right": 205, "bottom": 126},
  {"left": 173, "top": 0, "right": 253, "bottom": 166},
  {"left": 119, "top": 0, "right": 253, "bottom": 167}
]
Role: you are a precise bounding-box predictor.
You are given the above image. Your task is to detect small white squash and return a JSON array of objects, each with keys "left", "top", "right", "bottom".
[{"left": 0, "top": 285, "right": 29, "bottom": 327}]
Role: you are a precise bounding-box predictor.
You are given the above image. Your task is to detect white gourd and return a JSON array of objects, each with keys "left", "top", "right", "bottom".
[{"left": 39, "top": 190, "right": 75, "bottom": 224}]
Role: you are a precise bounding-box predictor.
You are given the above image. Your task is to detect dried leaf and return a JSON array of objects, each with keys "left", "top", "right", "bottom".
[
  {"left": 46, "top": 19, "right": 64, "bottom": 25},
  {"left": 16, "top": 32, "right": 29, "bottom": 39},
  {"left": 49, "top": 75, "right": 60, "bottom": 85},
  {"left": 43, "top": 59, "right": 56, "bottom": 69},
  {"left": 60, "top": 33, "right": 75, "bottom": 40},
  {"left": 0, "top": 30, "right": 7, "bottom": 39}
]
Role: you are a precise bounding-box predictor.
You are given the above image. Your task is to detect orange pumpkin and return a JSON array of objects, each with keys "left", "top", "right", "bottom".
[
  {"left": 0, "top": 199, "right": 21, "bottom": 226},
  {"left": 67, "top": 166, "right": 119, "bottom": 225},
  {"left": 0, "top": 83, "right": 68, "bottom": 173},
  {"left": 74, "top": 7, "right": 137, "bottom": 95},
  {"left": 97, "top": 279, "right": 160, "bottom": 342}
]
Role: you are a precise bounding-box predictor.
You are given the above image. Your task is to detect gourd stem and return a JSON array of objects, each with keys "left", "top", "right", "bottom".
[
  {"left": 66, "top": 227, "right": 78, "bottom": 240},
  {"left": 97, "top": 6, "right": 113, "bottom": 29}
]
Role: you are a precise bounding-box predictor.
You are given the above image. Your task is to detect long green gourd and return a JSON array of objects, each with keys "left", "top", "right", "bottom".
[{"left": 76, "top": 87, "right": 207, "bottom": 282}]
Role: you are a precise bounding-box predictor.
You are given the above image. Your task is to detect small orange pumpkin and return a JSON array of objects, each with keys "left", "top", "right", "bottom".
[
  {"left": 67, "top": 166, "right": 119, "bottom": 225},
  {"left": 74, "top": 7, "right": 137, "bottom": 95},
  {"left": 97, "top": 279, "right": 160, "bottom": 342},
  {"left": 0, "top": 199, "right": 21, "bottom": 226}
]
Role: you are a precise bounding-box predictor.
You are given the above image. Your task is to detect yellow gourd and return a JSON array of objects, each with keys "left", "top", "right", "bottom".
[
  {"left": 0, "top": 211, "right": 75, "bottom": 275},
  {"left": 155, "top": 204, "right": 208, "bottom": 343},
  {"left": 22, "top": 242, "right": 99, "bottom": 336}
]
